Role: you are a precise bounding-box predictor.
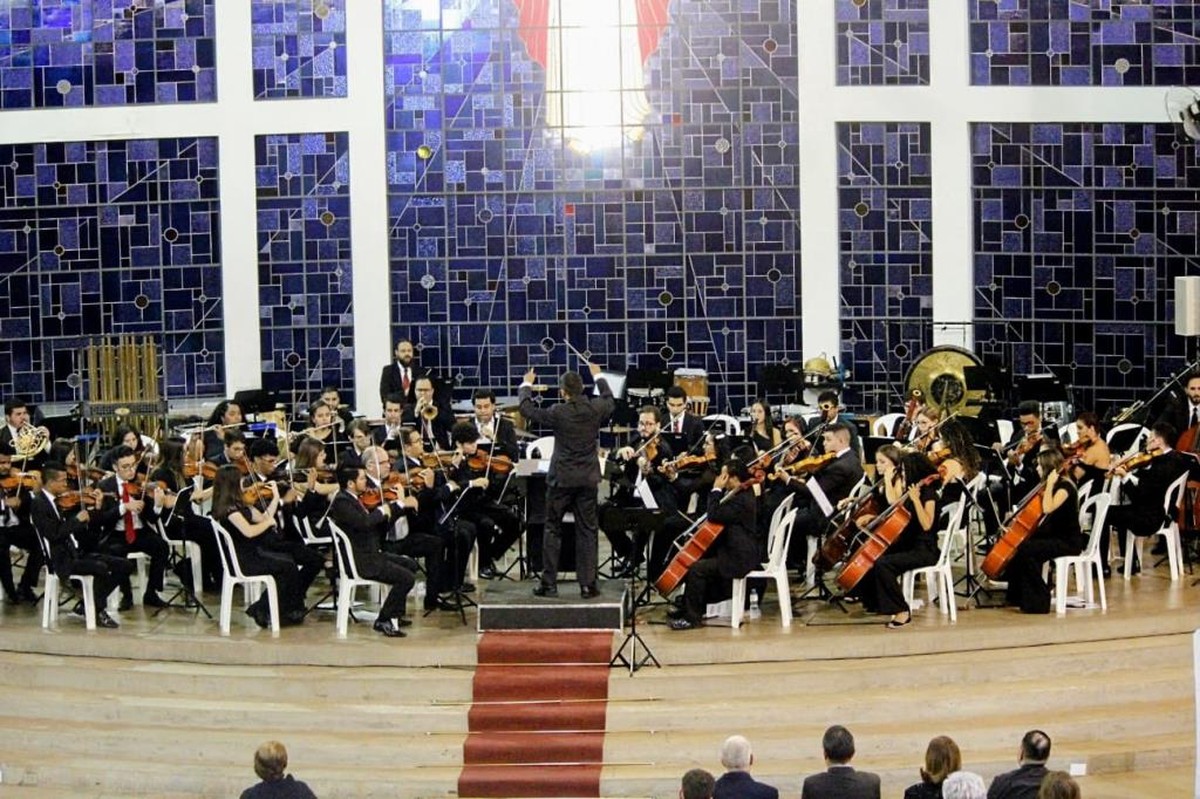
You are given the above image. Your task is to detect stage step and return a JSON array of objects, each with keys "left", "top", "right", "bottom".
[{"left": 476, "top": 579, "right": 627, "bottom": 631}]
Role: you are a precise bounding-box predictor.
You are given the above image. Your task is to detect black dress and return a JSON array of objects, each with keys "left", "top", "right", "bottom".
[
  {"left": 1004, "top": 479, "right": 1083, "bottom": 614},
  {"left": 857, "top": 482, "right": 940, "bottom": 616}
]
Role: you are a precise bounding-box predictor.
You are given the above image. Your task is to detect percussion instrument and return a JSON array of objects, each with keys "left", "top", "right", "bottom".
[{"left": 673, "top": 368, "right": 709, "bottom": 414}]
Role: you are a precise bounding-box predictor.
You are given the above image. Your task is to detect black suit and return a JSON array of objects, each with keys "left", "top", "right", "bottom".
[
  {"left": 0, "top": 484, "right": 44, "bottom": 598},
  {"left": 30, "top": 490, "right": 132, "bottom": 611},
  {"left": 327, "top": 490, "right": 415, "bottom": 622},
  {"left": 680, "top": 488, "right": 759, "bottom": 623},
  {"left": 402, "top": 405, "right": 454, "bottom": 452},
  {"left": 805, "top": 413, "right": 861, "bottom": 456},
  {"left": 714, "top": 771, "right": 778, "bottom": 799},
  {"left": 662, "top": 411, "right": 705, "bottom": 453},
  {"left": 94, "top": 475, "right": 169, "bottom": 600},
  {"left": 0, "top": 424, "right": 47, "bottom": 471},
  {"left": 800, "top": 765, "right": 881, "bottom": 799},
  {"left": 786, "top": 448, "right": 865, "bottom": 566},
  {"left": 987, "top": 763, "right": 1049, "bottom": 799},
  {"left": 378, "top": 361, "right": 429, "bottom": 407},
  {"left": 519, "top": 379, "right": 614, "bottom": 588},
  {"left": 474, "top": 415, "right": 521, "bottom": 461},
  {"left": 1106, "top": 449, "right": 1191, "bottom": 567}
]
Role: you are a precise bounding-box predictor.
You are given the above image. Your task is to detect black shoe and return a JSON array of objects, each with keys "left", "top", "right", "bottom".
[
  {"left": 96, "top": 611, "right": 119, "bottom": 629},
  {"left": 532, "top": 583, "right": 558, "bottom": 598},
  {"left": 668, "top": 617, "right": 700, "bottom": 630},
  {"left": 246, "top": 605, "right": 270, "bottom": 628},
  {"left": 1102, "top": 565, "right": 1112, "bottom": 578},
  {"left": 117, "top": 595, "right": 133, "bottom": 612},
  {"left": 459, "top": 582, "right": 476, "bottom": 594},
  {"left": 142, "top": 592, "right": 168, "bottom": 608},
  {"left": 396, "top": 617, "right": 413, "bottom": 627},
  {"left": 373, "top": 619, "right": 407, "bottom": 638},
  {"left": 424, "top": 597, "right": 457, "bottom": 612},
  {"left": 580, "top": 585, "right": 600, "bottom": 599},
  {"left": 478, "top": 563, "right": 500, "bottom": 580},
  {"left": 666, "top": 606, "right": 687, "bottom": 620},
  {"left": 16, "top": 588, "right": 37, "bottom": 604},
  {"left": 282, "top": 609, "right": 306, "bottom": 627},
  {"left": 72, "top": 601, "right": 86, "bottom": 617}
]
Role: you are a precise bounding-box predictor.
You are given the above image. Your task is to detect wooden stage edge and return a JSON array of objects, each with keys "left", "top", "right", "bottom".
[{"left": 0, "top": 568, "right": 1196, "bottom": 669}]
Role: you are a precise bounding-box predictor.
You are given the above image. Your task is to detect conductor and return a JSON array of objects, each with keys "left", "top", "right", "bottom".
[{"left": 519, "top": 362, "right": 615, "bottom": 598}]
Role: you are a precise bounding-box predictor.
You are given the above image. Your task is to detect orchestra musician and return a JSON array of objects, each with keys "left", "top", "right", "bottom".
[
  {"left": 983, "top": 401, "right": 1047, "bottom": 542},
  {"left": 748, "top": 399, "right": 782, "bottom": 454},
  {"left": 1105, "top": 422, "right": 1191, "bottom": 575},
  {"left": 932, "top": 418, "right": 981, "bottom": 505},
  {"left": 210, "top": 465, "right": 306, "bottom": 627},
  {"left": 289, "top": 437, "right": 338, "bottom": 527},
  {"left": 202, "top": 399, "right": 244, "bottom": 460},
  {"left": 243, "top": 438, "right": 325, "bottom": 595},
  {"left": 600, "top": 406, "right": 675, "bottom": 577},
  {"left": 318, "top": 386, "right": 354, "bottom": 434},
  {"left": 209, "top": 429, "right": 248, "bottom": 469},
  {"left": 444, "top": 422, "right": 522, "bottom": 581},
  {"left": 93, "top": 445, "right": 171, "bottom": 609},
  {"left": 378, "top": 338, "right": 427, "bottom": 408},
  {"left": 799, "top": 390, "right": 861, "bottom": 457},
  {"left": 397, "top": 427, "right": 474, "bottom": 596},
  {"left": 470, "top": 389, "right": 520, "bottom": 461},
  {"left": 519, "top": 363, "right": 614, "bottom": 599},
  {"left": 359, "top": 444, "right": 453, "bottom": 612},
  {"left": 1002, "top": 446, "right": 1083, "bottom": 614},
  {"left": 299, "top": 400, "right": 346, "bottom": 465},
  {"left": 910, "top": 407, "right": 940, "bottom": 453},
  {"left": 402, "top": 377, "right": 453, "bottom": 452},
  {"left": 326, "top": 464, "right": 418, "bottom": 638},
  {"left": 150, "top": 437, "right": 223, "bottom": 592},
  {"left": 1154, "top": 371, "right": 1200, "bottom": 457},
  {"left": 1, "top": 398, "right": 50, "bottom": 470},
  {"left": 341, "top": 419, "right": 375, "bottom": 468},
  {"left": 666, "top": 458, "right": 759, "bottom": 631},
  {"left": 372, "top": 393, "right": 406, "bottom": 454},
  {"left": 1069, "top": 412, "right": 1111, "bottom": 499},
  {"left": 850, "top": 450, "right": 940, "bottom": 628},
  {"left": 31, "top": 461, "right": 133, "bottom": 629},
  {"left": 662, "top": 385, "right": 705, "bottom": 451},
  {"left": 99, "top": 423, "right": 157, "bottom": 475},
  {"left": 0, "top": 451, "right": 44, "bottom": 603},
  {"left": 780, "top": 423, "right": 865, "bottom": 568}
]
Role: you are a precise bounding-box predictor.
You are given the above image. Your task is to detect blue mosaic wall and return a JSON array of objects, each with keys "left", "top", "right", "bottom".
[
  {"left": 969, "top": 0, "right": 1200, "bottom": 86},
  {"left": 0, "top": 137, "right": 224, "bottom": 401},
  {"left": 0, "top": 0, "right": 216, "bottom": 109},
  {"left": 837, "top": 0, "right": 929, "bottom": 86},
  {"left": 838, "top": 122, "right": 932, "bottom": 412},
  {"left": 255, "top": 132, "right": 354, "bottom": 410},
  {"left": 973, "top": 122, "right": 1200, "bottom": 413},
  {"left": 383, "top": 0, "right": 799, "bottom": 413},
  {"left": 251, "top": 0, "right": 347, "bottom": 100}
]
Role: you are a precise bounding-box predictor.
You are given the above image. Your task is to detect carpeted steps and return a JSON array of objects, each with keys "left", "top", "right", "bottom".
[{"left": 458, "top": 631, "right": 613, "bottom": 798}]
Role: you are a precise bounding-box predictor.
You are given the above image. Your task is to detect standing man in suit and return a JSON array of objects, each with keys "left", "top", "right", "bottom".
[
  {"left": 378, "top": 338, "right": 427, "bottom": 409},
  {"left": 326, "top": 465, "right": 418, "bottom": 638},
  {"left": 713, "top": 735, "right": 778, "bottom": 799},
  {"left": 800, "top": 725, "right": 881, "bottom": 799},
  {"left": 30, "top": 462, "right": 132, "bottom": 629},
  {"left": 519, "top": 362, "right": 614, "bottom": 598},
  {"left": 987, "top": 730, "right": 1051, "bottom": 799}
]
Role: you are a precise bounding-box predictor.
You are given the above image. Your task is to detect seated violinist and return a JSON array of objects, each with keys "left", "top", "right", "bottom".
[
  {"left": 445, "top": 422, "right": 522, "bottom": 580},
  {"left": 798, "top": 391, "right": 861, "bottom": 457},
  {"left": 909, "top": 407, "right": 940, "bottom": 454},
  {"left": 289, "top": 437, "right": 338, "bottom": 528},
  {"left": 210, "top": 465, "right": 306, "bottom": 627},
  {"left": 150, "top": 437, "right": 222, "bottom": 592},
  {"left": 667, "top": 458, "right": 759, "bottom": 631},
  {"left": 983, "top": 401, "right": 1046, "bottom": 542},
  {"left": 326, "top": 464, "right": 418, "bottom": 638},
  {"left": 933, "top": 418, "right": 981, "bottom": 506},
  {"left": 1002, "top": 446, "right": 1083, "bottom": 614},
  {"left": 471, "top": 389, "right": 520, "bottom": 461},
  {"left": 243, "top": 438, "right": 325, "bottom": 597},
  {"left": 1069, "top": 412, "right": 1111, "bottom": 499},
  {"left": 340, "top": 419, "right": 375, "bottom": 468},
  {"left": 850, "top": 450, "right": 939, "bottom": 628},
  {"left": 601, "top": 406, "right": 676, "bottom": 576},
  {"left": 0, "top": 452, "right": 44, "bottom": 603},
  {"left": 782, "top": 423, "right": 864, "bottom": 568},
  {"left": 94, "top": 445, "right": 171, "bottom": 609},
  {"left": 31, "top": 462, "right": 133, "bottom": 628},
  {"left": 209, "top": 429, "right": 248, "bottom": 469},
  {"left": 1105, "top": 422, "right": 1191, "bottom": 575}
]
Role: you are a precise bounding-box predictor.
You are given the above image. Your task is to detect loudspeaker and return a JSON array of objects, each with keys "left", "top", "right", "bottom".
[{"left": 1175, "top": 276, "right": 1200, "bottom": 336}]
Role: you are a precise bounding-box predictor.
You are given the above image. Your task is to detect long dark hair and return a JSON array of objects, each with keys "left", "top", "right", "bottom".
[
  {"left": 210, "top": 464, "right": 248, "bottom": 521},
  {"left": 207, "top": 400, "right": 241, "bottom": 427},
  {"left": 157, "top": 437, "right": 186, "bottom": 483},
  {"left": 939, "top": 418, "right": 980, "bottom": 478}
]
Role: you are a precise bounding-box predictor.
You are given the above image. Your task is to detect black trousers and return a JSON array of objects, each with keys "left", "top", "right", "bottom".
[
  {"left": 259, "top": 538, "right": 324, "bottom": 600},
  {"left": 542, "top": 484, "right": 599, "bottom": 588},
  {"left": 386, "top": 531, "right": 445, "bottom": 608},
  {"left": 164, "top": 515, "right": 223, "bottom": 589},
  {"left": 858, "top": 546, "right": 938, "bottom": 616},
  {"left": 1005, "top": 538, "right": 1078, "bottom": 614},
  {"left": 681, "top": 556, "right": 729, "bottom": 623},
  {"left": 236, "top": 546, "right": 303, "bottom": 616},
  {"left": 356, "top": 553, "right": 416, "bottom": 621},
  {"left": 101, "top": 528, "right": 170, "bottom": 598},
  {"left": 0, "top": 523, "right": 44, "bottom": 595},
  {"left": 63, "top": 553, "right": 134, "bottom": 610}
]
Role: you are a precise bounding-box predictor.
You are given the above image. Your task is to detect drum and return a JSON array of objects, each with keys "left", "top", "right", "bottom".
[{"left": 673, "top": 368, "right": 709, "bottom": 399}]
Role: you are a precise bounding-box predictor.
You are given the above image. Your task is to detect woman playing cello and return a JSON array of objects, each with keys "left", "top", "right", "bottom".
[
  {"left": 1003, "top": 446, "right": 1083, "bottom": 614},
  {"left": 851, "top": 450, "right": 940, "bottom": 628}
]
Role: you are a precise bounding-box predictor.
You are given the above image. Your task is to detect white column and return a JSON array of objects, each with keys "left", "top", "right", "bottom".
[
  {"left": 344, "top": 3, "right": 391, "bottom": 413},
  {"left": 797, "top": 2, "right": 841, "bottom": 363}
]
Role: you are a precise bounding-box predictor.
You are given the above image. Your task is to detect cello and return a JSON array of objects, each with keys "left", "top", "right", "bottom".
[
  {"left": 653, "top": 469, "right": 762, "bottom": 596},
  {"left": 813, "top": 486, "right": 881, "bottom": 572},
  {"left": 835, "top": 473, "right": 940, "bottom": 593},
  {"left": 980, "top": 458, "right": 1078, "bottom": 580}
]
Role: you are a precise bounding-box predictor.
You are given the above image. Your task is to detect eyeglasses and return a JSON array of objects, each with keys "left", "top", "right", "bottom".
[{"left": 819, "top": 403, "right": 836, "bottom": 411}]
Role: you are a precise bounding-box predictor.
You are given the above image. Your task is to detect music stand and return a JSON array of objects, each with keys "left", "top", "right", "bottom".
[
  {"left": 610, "top": 571, "right": 661, "bottom": 674},
  {"left": 758, "top": 365, "right": 805, "bottom": 406},
  {"left": 232, "top": 389, "right": 279, "bottom": 416}
]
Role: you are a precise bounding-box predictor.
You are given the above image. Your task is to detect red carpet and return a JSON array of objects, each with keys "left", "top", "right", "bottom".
[{"left": 458, "top": 631, "right": 613, "bottom": 798}]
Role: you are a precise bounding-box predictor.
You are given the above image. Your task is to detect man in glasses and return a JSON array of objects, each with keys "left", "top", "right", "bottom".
[{"left": 800, "top": 391, "right": 860, "bottom": 457}]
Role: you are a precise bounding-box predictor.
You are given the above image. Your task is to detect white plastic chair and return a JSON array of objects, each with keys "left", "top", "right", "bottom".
[
  {"left": 731, "top": 507, "right": 798, "bottom": 629},
  {"left": 1106, "top": 423, "right": 1148, "bottom": 460},
  {"left": 902, "top": 501, "right": 964, "bottom": 623},
  {"left": 126, "top": 551, "right": 149, "bottom": 603},
  {"left": 156, "top": 519, "right": 202, "bottom": 598},
  {"left": 1124, "top": 472, "right": 1187, "bottom": 581},
  {"left": 327, "top": 521, "right": 390, "bottom": 638},
  {"left": 1052, "top": 492, "right": 1111, "bottom": 615},
  {"left": 1058, "top": 422, "right": 1079, "bottom": 445},
  {"left": 32, "top": 525, "right": 97, "bottom": 630},
  {"left": 211, "top": 520, "right": 280, "bottom": 635},
  {"left": 702, "top": 414, "right": 742, "bottom": 437},
  {"left": 872, "top": 413, "right": 905, "bottom": 438}
]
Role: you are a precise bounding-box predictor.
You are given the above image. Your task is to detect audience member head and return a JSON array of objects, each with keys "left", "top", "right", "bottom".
[
  {"left": 942, "top": 771, "right": 987, "bottom": 799},
  {"left": 919, "top": 735, "right": 961, "bottom": 786},
  {"left": 252, "top": 740, "right": 289, "bottom": 782},
  {"left": 718, "top": 735, "right": 752, "bottom": 772},
  {"left": 1037, "top": 771, "right": 1080, "bottom": 799},
  {"left": 1020, "top": 729, "right": 1051, "bottom": 765},
  {"left": 679, "top": 768, "right": 714, "bottom": 799},
  {"left": 821, "top": 724, "right": 855, "bottom": 765}
]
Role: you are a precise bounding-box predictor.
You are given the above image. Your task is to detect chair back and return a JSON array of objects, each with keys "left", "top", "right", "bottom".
[
  {"left": 763, "top": 507, "right": 798, "bottom": 570},
  {"left": 872, "top": 413, "right": 905, "bottom": 438},
  {"left": 327, "top": 521, "right": 364, "bottom": 582},
  {"left": 1106, "top": 423, "right": 1148, "bottom": 459},
  {"left": 702, "top": 414, "right": 742, "bottom": 436},
  {"left": 528, "top": 436, "right": 555, "bottom": 460},
  {"left": 294, "top": 513, "right": 332, "bottom": 545},
  {"left": 1077, "top": 492, "right": 1111, "bottom": 558},
  {"left": 210, "top": 520, "right": 250, "bottom": 581},
  {"left": 766, "top": 492, "right": 795, "bottom": 541},
  {"left": 1163, "top": 472, "right": 1189, "bottom": 518},
  {"left": 30, "top": 521, "right": 54, "bottom": 566},
  {"left": 935, "top": 501, "right": 965, "bottom": 567}
]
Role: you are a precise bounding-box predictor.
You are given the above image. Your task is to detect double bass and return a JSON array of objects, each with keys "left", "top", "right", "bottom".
[{"left": 836, "top": 473, "right": 940, "bottom": 593}]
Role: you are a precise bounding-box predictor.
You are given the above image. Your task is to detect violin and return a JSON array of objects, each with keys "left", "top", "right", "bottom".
[
  {"left": 360, "top": 486, "right": 401, "bottom": 509},
  {"left": 1007, "top": 431, "right": 1043, "bottom": 460},
  {"left": 183, "top": 461, "right": 220, "bottom": 481},
  {"left": 54, "top": 488, "right": 108, "bottom": 510},
  {"left": 466, "top": 451, "right": 515, "bottom": 474},
  {"left": 769, "top": 451, "right": 837, "bottom": 480},
  {"left": 421, "top": 451, "right": 457, "bottom": 469},
  {"left": 658, "top": 451, "right": 716, "bottom": 474},
  {"left": 67, "top": 464, "right": 109, "bottom": 484},
  {"left": 1106, "top": 447, "right": 1163, "bottom": 477},
  {"left": 241, "top": 482, "right": 275, "bottom": 506},
  {"left": 0, "top": 472, "right": 41, "bottom": 494}
]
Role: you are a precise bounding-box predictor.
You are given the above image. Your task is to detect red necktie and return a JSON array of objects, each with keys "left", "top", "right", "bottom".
[
  {"left": 122, "top": 482, "right": 135, "bottom": 544},
  {"left": 675, "top": 418, "right": 682, "bottom": 434},
  {"left": 401, "top": 368, "right": 410, "bottom": 393}
]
